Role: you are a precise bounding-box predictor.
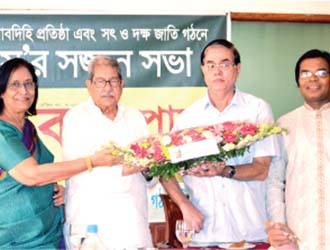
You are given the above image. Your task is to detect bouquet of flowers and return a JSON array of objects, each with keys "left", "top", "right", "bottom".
[{"left": 105, "top": 121, "right": 285, "bottom": 180}]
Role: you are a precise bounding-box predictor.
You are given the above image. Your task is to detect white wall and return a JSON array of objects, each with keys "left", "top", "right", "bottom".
[{"left": 1, "top": 0, "right": 330, "bottom": 15}]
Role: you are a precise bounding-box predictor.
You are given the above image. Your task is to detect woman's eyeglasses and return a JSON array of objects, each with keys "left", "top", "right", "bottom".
[{"left": 7, "top": 81, "right": 35, "bottom": 91}]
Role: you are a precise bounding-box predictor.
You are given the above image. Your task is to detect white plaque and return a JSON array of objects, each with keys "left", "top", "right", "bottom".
[{"left": 168, "top": 138, "right": 219, "bottom": 163}]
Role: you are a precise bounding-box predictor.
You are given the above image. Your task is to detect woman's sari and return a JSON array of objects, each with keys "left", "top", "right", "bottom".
[
  {"left": 24, "top": 119, "right": 66, "bottom": 249},
  {"left": 0, "top": 119, "right": 65, "bottom": 249},
  {"left": 22, "top": 119, "right": 38, "bottom": 156},
  {"left": 0, "top": 119, "right": 37, "bottom": 179}
]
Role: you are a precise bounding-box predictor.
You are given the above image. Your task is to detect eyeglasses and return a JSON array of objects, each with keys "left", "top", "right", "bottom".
[
  {"left": 205, "top": 62, "right": 235, "bottom": 71},
  {"left": 300, "top": 69, "right": 329, "bottom": 79},
  {"left": 93, "top": 77, "right": 122, "bottom": 88},
  {"left": 7, "top": 81, "right": 35, "bottom": 91}
]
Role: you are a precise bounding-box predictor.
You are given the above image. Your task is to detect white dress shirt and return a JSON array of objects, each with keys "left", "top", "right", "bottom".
[
  {"left": 267, "top": 103, "right": 330, "bottom": 250},
  {"left": 62, "top": 98, "right": 153, "bottom": 249},
  {"left": 174, "top": 90, "right": 279, "bottom": 244}
]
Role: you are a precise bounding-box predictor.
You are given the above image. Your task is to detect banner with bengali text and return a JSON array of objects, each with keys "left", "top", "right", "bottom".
[{"left": 0, "top": 14, "right": 227, "bottom": 221}]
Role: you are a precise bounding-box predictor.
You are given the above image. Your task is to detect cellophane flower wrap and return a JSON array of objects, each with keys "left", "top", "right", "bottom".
[{"left": 105, "top": 121, "right": 285, "bottom": 180}]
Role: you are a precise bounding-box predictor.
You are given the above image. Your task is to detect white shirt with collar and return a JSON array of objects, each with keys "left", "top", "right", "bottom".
[
  {"left": 62, "top": 98, "right": 153, "bottom": 249},
  {"left": 174, "top": 89, "right": 278, "bottom": 244}
]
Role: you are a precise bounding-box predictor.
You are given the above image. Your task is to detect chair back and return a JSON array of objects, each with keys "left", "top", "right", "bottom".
[{"left": 160, "top": 194, "right": 183, "bottom": 248}]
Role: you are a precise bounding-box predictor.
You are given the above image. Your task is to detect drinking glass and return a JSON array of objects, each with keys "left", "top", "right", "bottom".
[{"left": 175, "top": 220, "right": 194, "bottom": 249}]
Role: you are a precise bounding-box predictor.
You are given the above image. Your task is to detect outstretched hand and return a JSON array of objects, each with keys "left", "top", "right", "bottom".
[
  {"left": 121, "top": 163, "right": 148, "bottom": 176},
  {"left": 91, "top": 149, "right": 123, "bottom": 167}
]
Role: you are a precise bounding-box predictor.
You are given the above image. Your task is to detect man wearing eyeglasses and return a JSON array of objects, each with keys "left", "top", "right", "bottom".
[
  {"left": 61, "top": 55, "right": 154, "bottom": 249},
  {"left": 161, "top": 39, "right": 279, "bottom": 246},
  {"left": 266, "top": 49, "right": 330, "bottom": 250}
]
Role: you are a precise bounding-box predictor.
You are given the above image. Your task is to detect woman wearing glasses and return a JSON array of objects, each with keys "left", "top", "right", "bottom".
[{"left": 0, "top": 58, "right": 121, "bottom": 249}]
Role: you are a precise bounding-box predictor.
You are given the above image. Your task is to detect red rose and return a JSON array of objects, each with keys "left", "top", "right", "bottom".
[{"left": 239, "top": 124, "right": 258, "bottom": 136}]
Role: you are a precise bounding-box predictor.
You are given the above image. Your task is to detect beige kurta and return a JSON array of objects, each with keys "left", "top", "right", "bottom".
[{"left": 267, "top": 103, "right": 330, "bottom": 250}]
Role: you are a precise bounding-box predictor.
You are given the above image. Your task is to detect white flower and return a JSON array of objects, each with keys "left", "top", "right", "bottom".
[
  {"left": 244, "top": 134, "right": 254, "bottom": 142},
  {"left": 236, "top": 139, "right": 249, "bottom": 149},
  {"left": 222, "top": 143, "right": 236, "bottom": 151},
  {"left": 161, "top": 135, "right": 172, "bottom": 146},
  {"left": 183, "top": 135, "right": 193, "bottom": 143},
  {"left": 202, "top": 130, "right": 214, "bottom": 139},
  {"left": 214, "top": 135, "right": 223, "bottom": 144}
]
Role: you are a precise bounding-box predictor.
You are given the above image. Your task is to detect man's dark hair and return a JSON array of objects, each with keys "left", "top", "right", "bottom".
[
  {"left": 200, "top": 39, "right": 241, "bottom": 65},
  {"left": 295, "top": 49, "right": 330, "bottom": 87}
]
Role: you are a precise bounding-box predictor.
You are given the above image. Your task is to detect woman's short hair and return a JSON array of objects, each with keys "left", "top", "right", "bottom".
[
  {"left": 200, "top": 39, "right": 241, "bottom": 65},
  {"left": 0, "top": 58, "right": 38, "bottom": 115},
  {"left": 295, "top": 49, "right": 330, "bottom": 87}
]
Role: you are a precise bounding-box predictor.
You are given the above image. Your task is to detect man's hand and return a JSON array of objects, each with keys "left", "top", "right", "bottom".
[
  {"left": 180, "top": 200, "right": 205, "bottom": 233},
  {"left": 53, "top": 183, "right": 65, "bottom": 206},
  {"left": 121, "top": 163, "right": 148, "bottom": 176},
  {"left": 185, "top": 161, "right": 226, "bottom": 177},
  {"left": 266, "top": 221, "right": 299, "bottom": 250}
]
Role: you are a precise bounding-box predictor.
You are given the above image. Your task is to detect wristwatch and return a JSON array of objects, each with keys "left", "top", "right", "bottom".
[
  {"left": 227, "top": 165, "right": 236, "bottom": 178},
  {"left": 141, "top": 169, "right": 153, "bottom": 182}
]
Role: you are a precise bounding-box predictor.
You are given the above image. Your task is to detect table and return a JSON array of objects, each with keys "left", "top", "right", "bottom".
[{"left": 163, "top": 242, "right": 270, "bottom": 250}]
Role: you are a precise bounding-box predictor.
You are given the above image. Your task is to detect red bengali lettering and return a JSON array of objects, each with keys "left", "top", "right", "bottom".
[
  {"left": 142, "top": 105, "right": 183, "bottom": 133},
  {"left": 36, "top": 109, "right": 68, "bottom": 144},
  {"left": 36, "top": 105, "right": 183, "bottom": 144}
]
